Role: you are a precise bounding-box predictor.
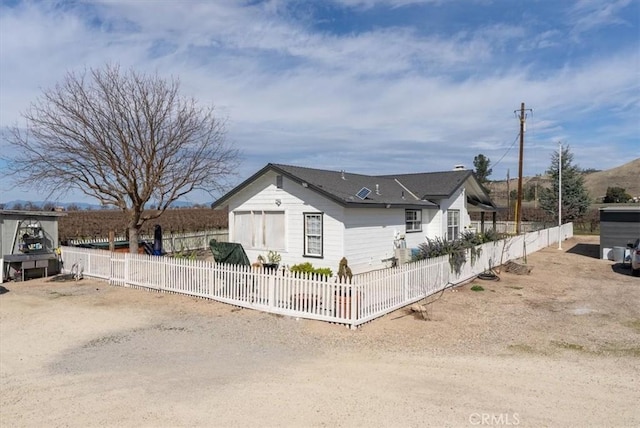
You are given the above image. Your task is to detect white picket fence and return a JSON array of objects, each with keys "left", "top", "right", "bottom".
[
  {"left": 69, "top": 229, "right": 229, "bottom": 253},
  {"left": 59, "top": 223, "right": 573, "bottom": 328},
  {"left": 469, "top": 220, "right": 547, "bottom": 234}
]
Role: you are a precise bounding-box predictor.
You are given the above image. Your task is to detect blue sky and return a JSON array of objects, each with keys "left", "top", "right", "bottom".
[{"left": 1, "top": 0, "right": 638, "bottom": 205}]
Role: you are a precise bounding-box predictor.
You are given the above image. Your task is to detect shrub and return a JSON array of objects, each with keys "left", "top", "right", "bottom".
[
  {"left": 289, "top": 262, "right": 333, "bottom": 278},
  {"left": 480, "top": 228, "right": 501, "bottom": 242},
  {"left": 413, "top": 231, "right": 500, "bottom": 275}
]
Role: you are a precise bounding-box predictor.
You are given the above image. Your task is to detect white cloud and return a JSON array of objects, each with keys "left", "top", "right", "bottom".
[
  {"left": 568, "top": 0, "right": 633, "bottom": 37},
  {"left": 1, "top": 0, "right": 638, "bottom": 204},
  {"left": 331, "top": 0, "right": 442, "bottom": 9}
]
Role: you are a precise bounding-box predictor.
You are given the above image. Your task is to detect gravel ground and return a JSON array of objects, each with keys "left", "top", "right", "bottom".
[{"left": 1, "top": 235, "right": 639, "bottom": 427}]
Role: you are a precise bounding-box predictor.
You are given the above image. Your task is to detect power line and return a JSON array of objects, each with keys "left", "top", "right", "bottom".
[{"left": 491, "top": 132, "right": 520, "bottom": 170}]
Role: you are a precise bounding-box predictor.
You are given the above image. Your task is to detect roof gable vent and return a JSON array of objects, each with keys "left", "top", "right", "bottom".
[{"left": 356, "top": 187, "right": 371, "bottom": 200}]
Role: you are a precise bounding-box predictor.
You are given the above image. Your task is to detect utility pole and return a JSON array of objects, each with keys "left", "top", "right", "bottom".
[
  {"left": 514, "top": 102, "right": 532, "bottom": 235},
  {"left": 506, "top": 169, "right": 511, "bottom": 222}
]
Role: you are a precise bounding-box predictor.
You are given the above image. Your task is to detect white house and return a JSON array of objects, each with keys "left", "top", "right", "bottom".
[{"left": 211, "top": 163, "right": 498, "bottom": 274}]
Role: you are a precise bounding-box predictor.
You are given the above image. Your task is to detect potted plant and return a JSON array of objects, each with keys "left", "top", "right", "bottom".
[{"left": 263, "top": 250, "right": 281, "bottom": 272}]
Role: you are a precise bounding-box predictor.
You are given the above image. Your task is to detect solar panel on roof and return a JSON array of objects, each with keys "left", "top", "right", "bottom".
[{"left": 356, "top": 187, "right": 371, "bottom": 200}]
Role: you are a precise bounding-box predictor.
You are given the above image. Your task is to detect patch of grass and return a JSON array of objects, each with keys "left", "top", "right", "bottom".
[
  {"left": 508, "top": 344, "right": 536, "bottom": 354},
  {"left": 470, "top": 285, "right": 484, "bottom": 292},
  {"left": 154, "top": 325, "right": 187, "bottom": 332},
  {"left": 599, "top": 346, "right": 640, "bottom": 358},
  {"left": 505, "top": 285, "right": 524, "bottom": 290},
  {"left": 623, "top": 319, "right": 640, "bottom": 333},
  {"left": 48, "top": 291, "right": 72, "bottom": 298},
  {"left": 130, "top": 324, "right": 188, "bottom": 333},
  {"left": 83, "top": 334, "right": 128, "bottom": 348},
  {"left": 551, "top": 340, "right": 585, "bottom": 352}
]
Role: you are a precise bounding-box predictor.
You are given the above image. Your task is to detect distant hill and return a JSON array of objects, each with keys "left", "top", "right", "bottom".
[
  {"left": 486, "top": 176, "right": 552, "bottom": 207},
  {"left": 582, "top": 158, "right": 640, "bottom": 200},
  {"left": 486, "top": 158, "right": 640, "bottom": 206},
  {"left": 0, "top": 200, "right": 101, "bottom": 211},
  {"left": 0, "top": 200, "right": 197, "bottom": 211}
]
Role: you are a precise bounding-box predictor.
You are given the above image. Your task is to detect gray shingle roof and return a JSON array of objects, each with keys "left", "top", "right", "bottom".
[
  {"left": 212, "top": 163, "right": 496, "bottom": 210},
  {"left": 271, "top": 164, "right": 436, "bottom": 208},
  {"left": 380, "top": 170, "right": 472, "bottom": 199}
]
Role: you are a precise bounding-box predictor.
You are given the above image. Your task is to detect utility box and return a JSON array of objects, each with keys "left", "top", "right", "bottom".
[
  {"left": 1, "top": 210, "right": 66, "bottom": 282},
  {"left": 394, "top": 247, "right": 412, "bottom": 264}
]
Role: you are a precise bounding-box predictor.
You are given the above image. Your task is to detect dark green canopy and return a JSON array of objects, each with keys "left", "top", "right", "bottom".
[{"left": 209, "top": 239, "right": 251, "bottom": 266}]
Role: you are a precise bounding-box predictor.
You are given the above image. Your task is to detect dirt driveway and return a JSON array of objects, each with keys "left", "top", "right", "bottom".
[{"left": 1, "top": 235, "right": 638, "bottom": 427}]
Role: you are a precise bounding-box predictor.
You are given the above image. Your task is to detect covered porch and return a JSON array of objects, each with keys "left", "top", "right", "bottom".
[{"left": 466, "top": 196, "right": 500, "bottom": 234}]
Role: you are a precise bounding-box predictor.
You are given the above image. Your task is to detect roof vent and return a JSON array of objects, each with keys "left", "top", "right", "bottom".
[
  {"left": 341, "top": 170, "right": 346, "bottom": 180},
  {"left": 375, "top": 184, "right": 380, "bottom": 195},
  {"left": 453, "top": 164, "right": 466, "bottom": 171},
  {"left": 356, "top": 187, "right": 371, "bottom": 200}
]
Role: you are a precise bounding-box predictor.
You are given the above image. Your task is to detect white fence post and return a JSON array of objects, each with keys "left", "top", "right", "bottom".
[
  {"left": 160, "top": 257, "right": 166, "bottom": 291},
  {"left": 268, "top": 273, "right": 276, "bottom": 309},
  {"left": 124, "top": 253, "right": 130, "bottom": 287}
]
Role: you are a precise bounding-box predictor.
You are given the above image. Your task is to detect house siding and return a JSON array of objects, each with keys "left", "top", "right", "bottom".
[
  {"left": 227, "top": 171, "right": 344, "bottom": 271},
  {"left": 342, "top": 207, "right": 438, "bottom": 273},
  {"left": 404, "top": 209, "right": 435, "bottom": 249},
  {"left": 435, "top": 188, "right": 471, "bottom": 238},
  {"left": 343, "top": 208, "right": 402, "bottom": 273},
  {"left": 426, "top": 210, "right": 442, "bottom": 241}
]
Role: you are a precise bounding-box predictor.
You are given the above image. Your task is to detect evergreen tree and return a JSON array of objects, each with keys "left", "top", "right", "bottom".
[
  {"left": 539, "top": 144, "right": 590, "bottom": 223},
  {"left": 603, "top": 187, "right": 631, "bottom": 203},
  {"left": 473, "top": 154, "right": 493, "bottom": 184},
  {"left": 523, "top": 184, "right": 537, "bottom": 201}
]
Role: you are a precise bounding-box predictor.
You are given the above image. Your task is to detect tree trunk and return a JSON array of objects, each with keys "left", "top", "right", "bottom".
[
  {"left": 127, "top": 211, "right": 143, "bottom": 254},
  {"left": 128, "top": 226, "right": 139, "bottom": 254}
]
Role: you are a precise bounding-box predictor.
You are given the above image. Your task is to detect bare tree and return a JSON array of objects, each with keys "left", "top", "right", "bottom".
[
  {"left": 24, "top": 201, "right": 41, "bottom": 211},
  {"left": 6, "top": 64, "right": 239, "bottom": 253},
  {"left": 42, "top": 202, "right": 56, "bottom": 212}
]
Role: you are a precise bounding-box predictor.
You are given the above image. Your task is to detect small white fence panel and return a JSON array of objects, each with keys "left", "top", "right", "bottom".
[{"left": 60, "top": 223, "right": 573, "bottom": 328}]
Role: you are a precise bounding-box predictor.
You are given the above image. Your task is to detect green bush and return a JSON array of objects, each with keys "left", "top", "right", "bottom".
[{"left": 289, "top": 262, "right": 333, "bottom": 278}]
